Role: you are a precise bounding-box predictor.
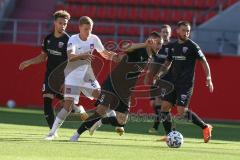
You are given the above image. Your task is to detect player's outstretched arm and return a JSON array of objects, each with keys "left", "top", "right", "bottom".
[
  {"left": 199, "top": 57, "right": 214, "bottom": 93},
  {"left": 19, "top": 51, "right": 47, "bottom": 70},
  {"left": 123, "top": 39, "right": 155, "bottom": 53}
]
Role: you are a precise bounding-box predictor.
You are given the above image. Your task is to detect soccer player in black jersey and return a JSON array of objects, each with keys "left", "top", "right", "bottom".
[
  {"left": 70, "top": 32, "right": 164, "bottom": 141},
  {"left": 19, "top": 10, "right": 70, "bottom": 130},
  {"left": 155, "top": 21, "right": 214, "bottom": 143},
  {"left": 145, "top": 24, "right": 172, "bottom": 134}
]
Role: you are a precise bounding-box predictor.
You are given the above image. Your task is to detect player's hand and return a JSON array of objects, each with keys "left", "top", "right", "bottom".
[
  {"left": 206, "top": 78, "right": 214, "bottom": 93},
  {"left": 81, "top": 53, "right": 94, "bottom": 62},
  {"left": 145, "top": 38, "right": 155, "bottom": 47},
  {"left": 19, "top": 61, "right": 31, "bottom": 71}
]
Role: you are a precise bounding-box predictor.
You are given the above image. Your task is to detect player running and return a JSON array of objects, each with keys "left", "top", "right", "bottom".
[
  {"left": 69, "top": 31, "right": 167, "bottom": 141},
  {"left": 45, "top": 16, "right": 117, "bottom": 140},
  {"left": 19, "top": 10, "right": 71, "bottom": 131},
  {"left": 155, "top": 21, "right": 214, "bottom": 143},
  {"left": 145, "top": 24, "right": 173, "bottom": 134}
]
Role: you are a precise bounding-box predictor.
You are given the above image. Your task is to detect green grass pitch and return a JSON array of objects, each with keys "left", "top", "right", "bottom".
[{"left": 0, "top": 107, "right": 240, "bottom": 160}]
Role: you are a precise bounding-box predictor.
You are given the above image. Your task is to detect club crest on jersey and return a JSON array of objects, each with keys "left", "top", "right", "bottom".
[
  {"left": 58, "top": 42, "right": 64, "bottom": 48},
  {"left": 183, "top": 47, "right": 188, "bottom": 54},
  {"left": 47, "top": 40, "right": 50, "bottom": 44},
  {"left": 171, "top": 48, "right": 174, "bottom": 53},
  {"left": 181, "top": 94, "right": 187, "bottom": 100},
  {"left": 90, "top": 44, "right": 94, "bottom": 49}
]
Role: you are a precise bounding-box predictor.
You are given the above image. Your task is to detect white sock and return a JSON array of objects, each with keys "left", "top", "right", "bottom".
[{"left": 49, "top": 108, "right": 69, "bottom": 135}]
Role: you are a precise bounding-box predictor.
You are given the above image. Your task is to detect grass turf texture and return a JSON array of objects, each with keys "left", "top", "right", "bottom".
[{"left": 0, "top": 107, "right": 239, "bottom": 160}]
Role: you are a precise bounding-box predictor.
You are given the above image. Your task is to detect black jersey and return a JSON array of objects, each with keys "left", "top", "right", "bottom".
[
  {"left": 111, "top": 48, "right": 150, "bottom": 83},
  {"left": 153, "top": 43, "right": 170, "bottom": 64},
  {"left": 167, "top": 39, "right": 204, "bottom": 86},
  {"left": 106, "top": 48, "right": 150, "bottom": 99},
  {"left": 42, "top": 32, "right": 69, "bottom": 72}
]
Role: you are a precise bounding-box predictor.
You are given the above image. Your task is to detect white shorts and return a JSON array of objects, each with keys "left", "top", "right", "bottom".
[{"left": 64, "top": 64, "right": 100, "bottom": 104}]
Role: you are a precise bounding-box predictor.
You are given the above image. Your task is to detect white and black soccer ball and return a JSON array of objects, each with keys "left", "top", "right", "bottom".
[{"left": 166, "top": 131, "right": 184, "bottom": 148}]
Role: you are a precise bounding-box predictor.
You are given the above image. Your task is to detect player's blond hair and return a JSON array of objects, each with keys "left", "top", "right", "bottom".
[
  {"left": 161, "top": 24, "right": 171, "bottom": 31},
  {"left": 53, "top": 10, "right": 71, "bottom": 20},
  {"left": 79, "top": 16, "right": 93, "bottom": 26}
]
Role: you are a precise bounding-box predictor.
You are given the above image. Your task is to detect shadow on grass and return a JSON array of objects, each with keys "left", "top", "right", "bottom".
[{"left": 0, "top": 108, "right": 240, "bottom": 142}]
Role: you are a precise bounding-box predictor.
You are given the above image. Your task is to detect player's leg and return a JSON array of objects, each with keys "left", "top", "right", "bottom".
[
  {"left": 175, "top": 88, "right": 212, "bottom": 143},
  {"left": 43, "top": 93, "right": 55, "bottom": 129},
  {"left": 160, "top": 100, "right": 173, "bottom": 135},
  {"left": 89, "top": 99, "right": 129, "bottom": 136},
  {"left": 45, "top": 82, "right": 80, "bottom": 140},
  {"left": 159, "top": 87, "right": 176, "bottom": 137},
  {"left": 70, "top": 104, "right": 108, "bottom": 141},
  {"left": 149, "top": 97, "right": 161, "bottom": 133}
]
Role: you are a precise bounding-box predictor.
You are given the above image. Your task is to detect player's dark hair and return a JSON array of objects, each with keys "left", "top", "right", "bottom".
[
  {"left": 79, "top": 16, "right": 94, "bottom": 26},
  {"left": 177, "top": 21, "right": 191, "bottom": 28},
  {"left": 53, "top": 10, "right": 70, "bottom": 20},
  {"left": 149, "top": 31, "right": 161, "bottom": 38}
]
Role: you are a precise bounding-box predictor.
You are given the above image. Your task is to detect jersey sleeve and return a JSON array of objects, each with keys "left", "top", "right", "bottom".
[
  {"left": 166, "top": 45, "right": 173, "bottom": 62},
  {"left": 41, "top": 37, "right": 48, "bottom": 53},
  {"left": 67, "top": 36, "right": 76, "bottom": 54},
  {"left": 192, "top": 43, "right": 205, "bottom": 59},
  {"left": 93, "top": 35, "right": 105, "bottom": 53}
]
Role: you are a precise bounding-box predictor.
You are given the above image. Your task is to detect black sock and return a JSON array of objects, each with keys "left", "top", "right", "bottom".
[
  {"left": 153, "top": 105, "right": 161, "bottom": 130},
  {"left": 43, "top": 97, "right": 54, "bottom": 129},
  {"left": 161, "top": 112, "right": 172, "bottom": 135},
  {"left": 77, "top": 112, "right": 102, "bottom": 135},
  {"left": 185, "top": 110, "right": 207, "bottom": 129},
  {"left": 101, "top": 116, "right": 124, "bottom": 127}
]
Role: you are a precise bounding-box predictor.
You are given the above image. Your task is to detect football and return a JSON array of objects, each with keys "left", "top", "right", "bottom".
[{"left": 166, "top": 131, "right": 184, "bottom": 148}]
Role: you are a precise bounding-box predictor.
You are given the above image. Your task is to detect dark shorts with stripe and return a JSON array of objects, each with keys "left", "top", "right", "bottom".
[
  {"left": 42, "top": 71, "right": 64, "bottom": 99},
  {"left": 97, "top": 76, "right": 130, "bottom": 113},
  {"left": 161, "top": 84, "right": 193, "bottom": 107}
]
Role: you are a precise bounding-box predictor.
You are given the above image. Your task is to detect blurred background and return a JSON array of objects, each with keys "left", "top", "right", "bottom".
[{"left": 0, "top": 0, "right": 240, "bottom": 121}]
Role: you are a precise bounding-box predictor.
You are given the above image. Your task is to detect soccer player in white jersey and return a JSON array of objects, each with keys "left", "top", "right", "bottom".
[{"left": 45, "top": 16, "right": 117, "bottom": 140}]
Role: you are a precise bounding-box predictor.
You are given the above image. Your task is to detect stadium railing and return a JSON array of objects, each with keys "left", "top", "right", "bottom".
[{"left": 0, "top": 18, "right": 239, "bottom": 55}]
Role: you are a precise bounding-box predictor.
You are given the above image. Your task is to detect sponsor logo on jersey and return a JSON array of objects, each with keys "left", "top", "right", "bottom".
[
  {"left": 58, "top": 42, "right": 64, "bottom": 48},
  {"left": 90, "top": 44, "right": 94, "bottom": 49},
  {"left": 47, "top": 49, "right": 62, "bottom": 56},
  {"left": 182, "top": 47, "right": 188, "bottom": 54},
  {"left": 172, "top": 56, "right": 186, "bottom": 60}
]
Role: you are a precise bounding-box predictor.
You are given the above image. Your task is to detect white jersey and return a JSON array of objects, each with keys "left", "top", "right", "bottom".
[
  {"left": 64, "top": 33, "right": 104, "bottom": 103},
  {"left": 65, "top": 33, "right": 104, "bottom": 75}
]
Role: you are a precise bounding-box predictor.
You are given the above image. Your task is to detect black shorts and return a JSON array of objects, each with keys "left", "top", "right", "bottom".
[
  {"left": 97, "top": 76, "right": 130, "bottom": 113},
  {"left": 42, "top": 71, "right": 64, "bottom": 99},
  {"left": 162, "top": 85, "right": 193, "bottom": 107},
  {"left": 150, "top": 78, "right": 174, "bottom": 101}
]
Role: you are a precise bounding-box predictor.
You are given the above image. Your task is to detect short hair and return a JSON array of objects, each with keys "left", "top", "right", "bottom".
[
  {"left": 149, "top": 31, "right": 161, "bottom": 38},
  {"left": 161, "top": 24, "right": 171, "bottom": 31},
  {"left": 53, "top": 10, "right": 70, "bottom": 20},
  {"left": 177, "top": 21, "right": 191, "bottom": 28},
  {"left": 79, "top": 16, "right": 94, "bottom": 26}
]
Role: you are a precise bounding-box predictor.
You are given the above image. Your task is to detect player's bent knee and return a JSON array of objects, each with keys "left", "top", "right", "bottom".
[
  {"left": 161, "top": 101, "right": 172, "bottom": 112},
  {"left": 92, "top": 89, "right": 100, "bottom": 99},
  {"left": 63, "top": 97, "right": 74, "bottom": 112},
  {"left": 43, "top": 93, "right": 54, "bottom": 99},
  {"left": 96, "top": 105, "right": 108, "bottom": 116}
]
